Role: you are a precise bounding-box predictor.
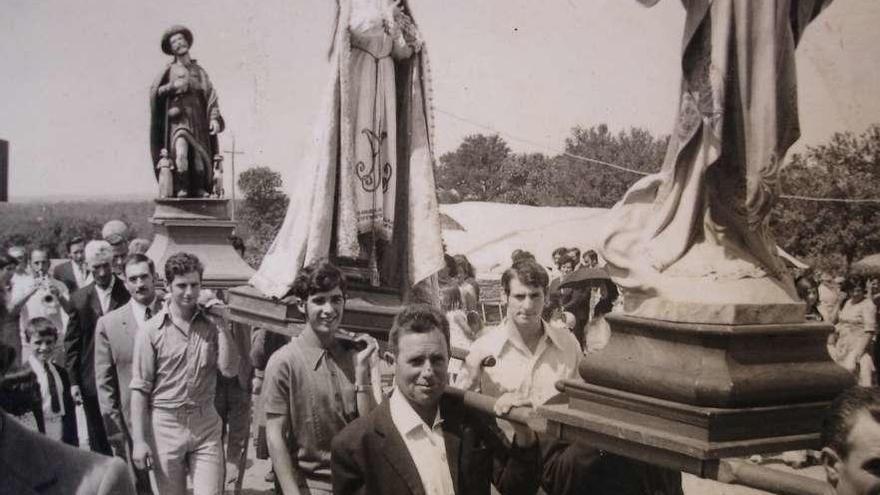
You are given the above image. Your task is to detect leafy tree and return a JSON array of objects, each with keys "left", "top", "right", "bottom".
[
  {"left": 555, "top": 125, "right": 668, "bottom": 208},
  {"left": 771, "top": 125, "right": 880, "bottom": 272},
  {"left": 436, "top": 134, "right": 510, "bottom": 201},
  {"left": 237, "top": 166, "right": 290, "bottom": 266}
]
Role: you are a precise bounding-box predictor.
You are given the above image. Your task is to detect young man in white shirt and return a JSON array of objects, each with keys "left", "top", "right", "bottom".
[{"left": 461, "top": 259, "right": 682, "bottom": 495}]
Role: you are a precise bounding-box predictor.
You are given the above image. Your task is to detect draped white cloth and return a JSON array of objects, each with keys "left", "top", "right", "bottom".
[{"left": 251, "top": 0, "right": 444, "bottom": 299}]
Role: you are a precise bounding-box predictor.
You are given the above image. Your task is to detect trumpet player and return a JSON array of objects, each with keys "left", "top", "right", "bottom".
[{"left": 10, "top": 248, "right": 71, "bottom": 364}]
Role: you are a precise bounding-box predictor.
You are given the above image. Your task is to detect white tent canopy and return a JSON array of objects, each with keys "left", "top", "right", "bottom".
[
  {"left": 439, "top": 201, "right": 609, "bottom": 279},
  {"left": 439, "top": 201, "right": 808, "bottom": 279}
]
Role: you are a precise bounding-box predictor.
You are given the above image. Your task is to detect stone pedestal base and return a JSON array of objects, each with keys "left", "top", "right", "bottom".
[
  {"left": 540, "top": 314, "right": 854, "bottom": 474},
  {"left": 581, "top": 314, "right": 851, "bottom": 407},
  {"left": 145, "top": 198, "right": 254, "bottom": 289}
]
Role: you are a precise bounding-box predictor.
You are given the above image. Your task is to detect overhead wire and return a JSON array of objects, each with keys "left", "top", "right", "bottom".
[{"left": 435, "top": 108, "right": 880, "bottom": 205}]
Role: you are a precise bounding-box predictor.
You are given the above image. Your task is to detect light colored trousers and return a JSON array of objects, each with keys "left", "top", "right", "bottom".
[{"left": 150, "top": 405, "right": 225, "bottom": 495}]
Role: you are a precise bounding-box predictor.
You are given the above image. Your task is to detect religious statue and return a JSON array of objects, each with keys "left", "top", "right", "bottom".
[
  {"left": 212, "top": 155, "right": 224, "bottom": 198},
  {"left": 599, "top": 0, "right": 833, "bottom": 320},
  {"left": 150, "top": 25, "right": 225, "bottom": 198},
  {"left": 251, "top": 0, "right": 444, "bottom": 300},
  {"left": 155, "top": 148, "right": 174, "bottom": 198}
]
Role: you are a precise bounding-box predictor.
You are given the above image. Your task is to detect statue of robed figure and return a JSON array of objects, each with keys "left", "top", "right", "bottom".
[
  {"left": 599, "top": 0, "right": 833, "bottom": 321},
  {"left": 250, "top": 0, "right": 444, "bottom": 301},
  {"left": 150, "top": 25, "right": 225, "bottom": 198}
]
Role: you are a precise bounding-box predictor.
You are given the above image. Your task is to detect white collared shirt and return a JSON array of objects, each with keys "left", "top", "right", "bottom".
[
  {"left": 467, "top": 318, "right": 581, "bottom": 405},
  {"left": 130, "top": 298, "right": 157, "bottom": 329},
  {"left": 389, "top": 388, "right": 455, "bottom": 495},
  {"left": 461, "top": 318, "right": 581, "bottom": 438},
  {"left": 95, "top": 277, "right": 115, "bottom": 314},
  {"left": 27, "top": 354, "right": 66, "bottom": 418}
]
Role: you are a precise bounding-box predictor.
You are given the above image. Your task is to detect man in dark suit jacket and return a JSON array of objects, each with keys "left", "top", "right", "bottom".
[
  {"left": 52, "top": 236, "right": 91, "bottom": 293},
  {"left": 65, "top": 240, "right": 130, "bottom": 455},
  {"left": 95, "top": 254, "right": 162, "bottom": 493},
  {"left": 332, "top": 304, "right": 540, "bottom": 495}
]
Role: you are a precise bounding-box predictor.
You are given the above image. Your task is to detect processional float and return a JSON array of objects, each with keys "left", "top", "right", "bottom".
[{"left": 218, "top": 1, "right": 851, "bottom": 494}]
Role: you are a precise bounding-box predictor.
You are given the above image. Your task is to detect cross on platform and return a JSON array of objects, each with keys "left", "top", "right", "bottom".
[{"left": 223, "top": 137, "right": 245, "bottom": 220}]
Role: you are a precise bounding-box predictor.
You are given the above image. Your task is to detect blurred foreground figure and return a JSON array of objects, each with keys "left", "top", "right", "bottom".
[
  {"left": 821, "top": 386, "right": 880, "bottom": 495},
  {"left": 0, "top": 268, "right": 136, "bottom": 494}
]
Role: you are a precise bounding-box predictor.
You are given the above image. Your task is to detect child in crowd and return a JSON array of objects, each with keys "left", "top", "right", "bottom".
[{"left": 23, "top": 316, "right": 78, "bottom": 445}]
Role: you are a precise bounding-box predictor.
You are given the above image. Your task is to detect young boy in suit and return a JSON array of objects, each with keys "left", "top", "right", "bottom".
[{"left": 24, "top": 316, "right": 78, "bottom": 446}]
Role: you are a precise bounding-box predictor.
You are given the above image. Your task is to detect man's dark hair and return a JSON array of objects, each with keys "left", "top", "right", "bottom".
[
  {"left": 821, "top": 386, "right": 880, "bottom": 459},
  {"left": 569, "top": 247, "right": 581, "bottom": 261},
  {"left": 551, "top": 247, "right": 569, "bottom": 259},
  {"left": 164, "top": 252, "right": 204, "bottom": 284},
  {"left": 124, "top": 253, "right": 156, "bottom": 276},
  {"left": 501, "top": 259, "right": 549, "bottom": 296},
  {"left": 388, "top": 304, "right": 450, "bottom": 357},
  {"left": 511, "top": 249, "right": 536, "bottom": 264},
  {"left": 66, "top": 236, "right": 85, "bottom": 251},
  {"left": 291, "top": 259, "right": 347, "bottom": 302},
  {"left": 24, "top": 316, "right": 59, "bottom": 343}
]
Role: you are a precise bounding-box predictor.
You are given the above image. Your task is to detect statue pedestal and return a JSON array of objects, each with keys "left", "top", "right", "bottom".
[
  {"left": 145, "top": 198, "right": 254, "bottom": 289},
  {"left": 540, "top": 314, "right": 854, "bottom": 475}
]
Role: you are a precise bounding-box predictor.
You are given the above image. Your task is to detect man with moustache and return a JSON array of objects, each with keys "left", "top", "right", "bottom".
[
  {"left": 95, "top": 254, "right": 163, "bottom": 494},
  {"left": 331, "top": 304, "right": 540, "bottom": 495},
  {"left": 262, "top": 260, "right": 378, "bottom": 495},
  {"left": 65, "top": 240, "right": 131, "bottom": 455},
  {"left": 130, "top": 252, "right": 240, "bottom": 495}
]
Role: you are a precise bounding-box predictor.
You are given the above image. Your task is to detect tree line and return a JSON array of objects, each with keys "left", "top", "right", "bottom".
[{"left": 229, "top": 123, "right": 880, "bottom": 274}]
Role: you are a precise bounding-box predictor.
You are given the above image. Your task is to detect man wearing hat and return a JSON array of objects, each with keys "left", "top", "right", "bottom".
[{"left": 150, "top": 25, "right": 225, "bottom": 198}]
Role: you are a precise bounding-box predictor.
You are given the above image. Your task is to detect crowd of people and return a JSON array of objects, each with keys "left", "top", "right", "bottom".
[
  {"left": 0, "top": 223, "right": 878, "bottom": 495},
  {"left": 794, "top": 270, "right": 880, "bottom": 388}
]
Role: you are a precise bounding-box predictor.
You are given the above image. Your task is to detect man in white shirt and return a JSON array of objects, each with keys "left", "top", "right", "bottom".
[
  {"left": 332, "top": 304, "right": 540, "bottom": 495},
  {"left": 11, "top": 248, "right": 71, "bottom": 363},
  {"left": 461, "top": 259, "right": 682, "bottom": 495},
  {"left": 95, "top": 254, "right": 163, "bottom": 494}
]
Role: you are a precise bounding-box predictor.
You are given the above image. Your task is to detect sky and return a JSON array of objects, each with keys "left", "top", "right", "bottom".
[{"left": 1, "top": 0, "right": 879, "bottom": 200}]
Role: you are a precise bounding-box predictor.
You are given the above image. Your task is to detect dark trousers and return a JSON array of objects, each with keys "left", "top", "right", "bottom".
[
  {"left": 82, "top": 393, "right": 112, "bottom": 455},
  {"left": 541, "top": 440, "right": 683, "bottom": 495}
]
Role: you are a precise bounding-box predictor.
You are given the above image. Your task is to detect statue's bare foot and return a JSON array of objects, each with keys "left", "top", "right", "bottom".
[
  {"left": 177, "top": 190, "right": 189, "bottom": 198},
  {"left": 196, "top": 189, "right": 210, "bottom": 198}
]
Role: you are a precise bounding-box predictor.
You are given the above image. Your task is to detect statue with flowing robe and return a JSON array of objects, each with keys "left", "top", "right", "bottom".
[
  {"left": 599, "top": 0, "right": 833, "bottom": 321},
  {"left": 251, "top": 0, "right": 444, "bottom": 301},
  {"left": 150, "top": 25, "right": 225, "bottom": 198}
]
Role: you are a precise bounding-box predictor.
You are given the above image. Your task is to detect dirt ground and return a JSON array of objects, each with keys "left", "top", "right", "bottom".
[{"left": 231, "top": 444, "right": 828, "bottom": 495}]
